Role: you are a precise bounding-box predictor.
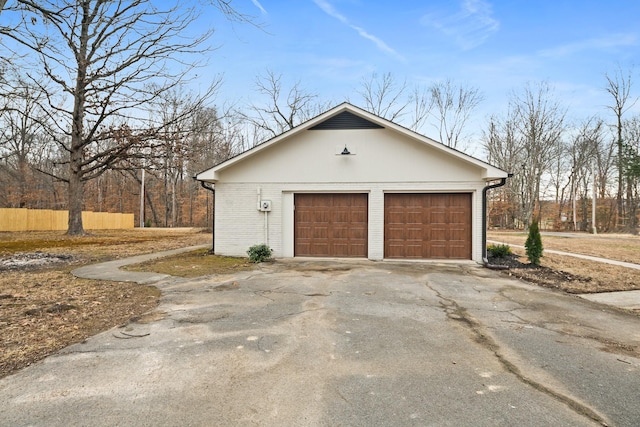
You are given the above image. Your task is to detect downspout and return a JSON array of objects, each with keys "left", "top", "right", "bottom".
[
  {"left": 200, "top": 181, "right": 215, "bottom": 253},
  {"left": 482, "top": 174, "right": 512, "bottom": 268}
]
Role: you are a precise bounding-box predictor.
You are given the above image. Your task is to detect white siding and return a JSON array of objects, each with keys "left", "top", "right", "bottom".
[
  {"left": 215, "top": 181, "right": 485, "bottom": 263},
  {"left": 216, "top": 128, "right": 483, "bottom": 184}
]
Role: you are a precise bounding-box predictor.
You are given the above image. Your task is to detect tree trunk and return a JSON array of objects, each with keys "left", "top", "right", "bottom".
[
  {"left": 626, "top": 176, "right": 638, "bottom": 234},
  {"left": 617, "top": 132, "right": 624, "bottom": 228},
  {"left": 66, "top": 4, "right": 88, "bottom": 236},
  {"left": 146, "top": 187, "right": 159, "bottom": 227},
  {"left": 67, "top": 164, "right": 85, "bottom": 235},
  {"left": 171, "top": 178, "right": 177, "bottom": 227},
  {"left": 18, "top": 155, "right": 28, "bottom": 208}
]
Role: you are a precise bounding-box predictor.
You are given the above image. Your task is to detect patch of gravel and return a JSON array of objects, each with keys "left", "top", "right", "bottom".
[{"left": 0, "top": 252, "right": 73, "bottom": 270}]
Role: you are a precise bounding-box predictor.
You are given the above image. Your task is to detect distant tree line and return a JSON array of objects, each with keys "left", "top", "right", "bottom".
[
  {"left": 0, "top": 2, "right": 638, "bottom": 234},
  {"left": 485, "top": 70, "right": 639, "bottom": 233}
]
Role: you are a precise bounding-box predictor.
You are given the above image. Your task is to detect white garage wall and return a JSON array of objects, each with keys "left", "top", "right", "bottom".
[
  {"left": 215, "top": 181, "right": 484, "bottom": 262},
  {"left": 215, "top": 128, "right": 483, "bottom": 184}
]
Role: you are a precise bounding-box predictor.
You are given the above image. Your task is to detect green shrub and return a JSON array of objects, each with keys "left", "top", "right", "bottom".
[
  {"left": 487, "top": 243, "right": 512, "bottom": 258},
  {"left": 247, "top": 244, "right": 273, "bottom": 263},
  {"left": 525, "top": 221, "right": 543, "bottom": 266}
]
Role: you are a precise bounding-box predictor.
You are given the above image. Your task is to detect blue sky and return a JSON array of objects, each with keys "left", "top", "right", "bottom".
[{"left": 199, "top": 0, "right": 640, "bottom": 151}]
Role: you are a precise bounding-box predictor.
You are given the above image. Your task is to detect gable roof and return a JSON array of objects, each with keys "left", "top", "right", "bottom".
[{"left": 195, "top": 102, "right": 509, "bottom": 182}]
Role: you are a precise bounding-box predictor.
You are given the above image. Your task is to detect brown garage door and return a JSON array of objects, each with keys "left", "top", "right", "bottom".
[
  {"left": 384, "top": 193, "right": 471, "bottom": 259},
  {"left": 295, "top": 193, "right": 368, "bottom": 257}
]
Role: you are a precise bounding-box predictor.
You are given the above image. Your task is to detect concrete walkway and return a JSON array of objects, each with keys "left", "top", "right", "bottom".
[
  {"left": 488, "top": 239, "right": 640, "bottom": 310},
  {"left": 580, "top": 290, "right": 640, "bottom": 310},
  {"left": 71, "top": 244, "right": 210, "bottom": 284}
]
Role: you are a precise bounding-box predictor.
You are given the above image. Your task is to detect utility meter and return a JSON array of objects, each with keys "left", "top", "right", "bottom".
[{"left": 259, "top": 200, "right": 272, "bottom": 212}]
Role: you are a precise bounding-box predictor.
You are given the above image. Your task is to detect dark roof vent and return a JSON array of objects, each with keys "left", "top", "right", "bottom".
[{"left": 309, "top": 111, "right": 383, "bottom": 130}]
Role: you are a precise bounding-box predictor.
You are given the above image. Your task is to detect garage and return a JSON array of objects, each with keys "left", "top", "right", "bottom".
[
  {"left": 196, "top": 103, "right": 509, "bottom": 261},
  {"left": 294, "top": 193, "right": 368, "bottom": 257},
  {"left": 384, "top": 193, "right": 472, "bottom": 259}
]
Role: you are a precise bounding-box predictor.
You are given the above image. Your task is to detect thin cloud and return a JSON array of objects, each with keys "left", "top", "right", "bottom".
[
  {"left": 539, "top": 33, "right": 638, "bottom": 58},
  {"left": 313, "top": 0, "right": 403, "bottom": 59},
  {"left": 251, "top": 0, "right": 267, "bottom": 15},
  {"left": 421, "top": 0, "right": 499, "bottom": 50}
]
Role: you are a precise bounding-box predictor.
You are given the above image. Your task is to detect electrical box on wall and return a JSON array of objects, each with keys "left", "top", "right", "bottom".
[{"left": 258, "top": 200, "right": 272, "bottom": 212}]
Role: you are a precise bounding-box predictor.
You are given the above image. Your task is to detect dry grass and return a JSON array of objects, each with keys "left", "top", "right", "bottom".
[
  {"left": 488, "top": 231, "right": 640, "bottom": 293},
  {"left": 0, "top": 228, "right": 211, "bottom": 379},
  {"left": 488, "top": 231, "right": 640, "bottom": 264},
  {"left": 0, "top": 228, "right": 213, "bottom": 261},
  {"left": 0, "top": 270, "right": 160, "bottom": 378},
  {"left": 125, "top": 248, "right": 255, "bottom": 278}
]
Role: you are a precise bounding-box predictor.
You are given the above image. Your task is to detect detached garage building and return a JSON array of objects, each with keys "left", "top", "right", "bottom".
[{"left": 195, "top": 103, "right": 508, "bottom": 263}]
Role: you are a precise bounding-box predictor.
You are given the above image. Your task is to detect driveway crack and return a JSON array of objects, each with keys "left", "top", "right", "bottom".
[
  {"left": 270, "top": 307, "right": 326, "bottom": 321},
  {"left": 424, "top": 280, "right": 610, "bottom": 427}
]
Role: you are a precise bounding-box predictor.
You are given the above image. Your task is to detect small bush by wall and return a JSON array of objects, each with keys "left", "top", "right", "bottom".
[
  {"left": 487, "top": 243, "right": 512, "bottom": 258},
  {"left": 247, "top": 244, "right": 273, "bottom": 263}
]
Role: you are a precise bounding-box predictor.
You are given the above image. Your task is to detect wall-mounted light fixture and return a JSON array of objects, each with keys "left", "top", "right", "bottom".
[{"left": 335, "top": 144, "right": 356, "bottom": 155}]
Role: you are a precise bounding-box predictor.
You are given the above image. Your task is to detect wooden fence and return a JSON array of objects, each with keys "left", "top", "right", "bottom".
[{"left": 0, "top": 208, "right": 134, "bottom": 231}]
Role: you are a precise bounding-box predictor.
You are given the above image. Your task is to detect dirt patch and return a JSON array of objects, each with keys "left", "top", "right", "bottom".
[
  {"left": 488, "top": 231, "right": 640, "bottom": 294},
  {"left": 488, "top": 252, "right": 596, "bottom": 293},
  {"left": 0, "top": 252, "right": 74, "bottom": 270},
  {"left": 0, "top": 228, "right": 211, "bottom": 379}
]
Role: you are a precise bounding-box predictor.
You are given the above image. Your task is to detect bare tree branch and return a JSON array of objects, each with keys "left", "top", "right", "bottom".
[
  {"left": 243, "top": 69, "right": 327, "bottom": 141},
  {"left": 429, "top": 79, "right": 483, "bottom": 149}
]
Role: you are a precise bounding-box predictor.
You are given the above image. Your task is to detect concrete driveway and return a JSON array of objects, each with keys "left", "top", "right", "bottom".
[{"left": 2, "top": 259, "right": 640, "bottom": 426}]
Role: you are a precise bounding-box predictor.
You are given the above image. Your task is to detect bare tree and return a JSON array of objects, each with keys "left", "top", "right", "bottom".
[
  {"left": 0, "top": 71, "right": 51, "bottom": 207},
  {"left": 547, "top": 134, "right": 568, "bottom": 225},
  {"left": 604, "top": 66, "right": 637, "bottom": 230},
  {"left": 429, "top": 79, "right": 483, "bottom": 149},
  {"left": 141, "top": 82, "right": 221, "bottom": 227},
  {"left": 356, "top": 74, "right": 482, "bottom": 148},
  {"left": 0, "top": 0, "right": 236, "bottom": 234},
  {"left": 244, "top": 69, "right": 326, "bottom": 141},
  {"left": 565, "top": 118, "right": 601, "bottom": 230},
  {"left": 484, "top": 82, "right": 565, "bottom": 228},
  {"left": 354, "top": 72, "right": 434, "bottom": 134},
  {"left": 406, "top": 85, "right": 433, "bottom": 133},
  {"left": 483, "top": 114, "right": 522, "bottom": 228},
  {"left": 356, "top": 72, "right": 409, "bottom": 122},
  {"left": 514, "top": 82, "right": 565, "bottom": 226}
]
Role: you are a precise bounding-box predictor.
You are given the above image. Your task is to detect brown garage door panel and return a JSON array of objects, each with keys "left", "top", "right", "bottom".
[
  {"left": 295, "top": 194, "right": 368, "bottom": 257},
  {"left": 384, "top": 193, "right": 472, "bottom": 259}
]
